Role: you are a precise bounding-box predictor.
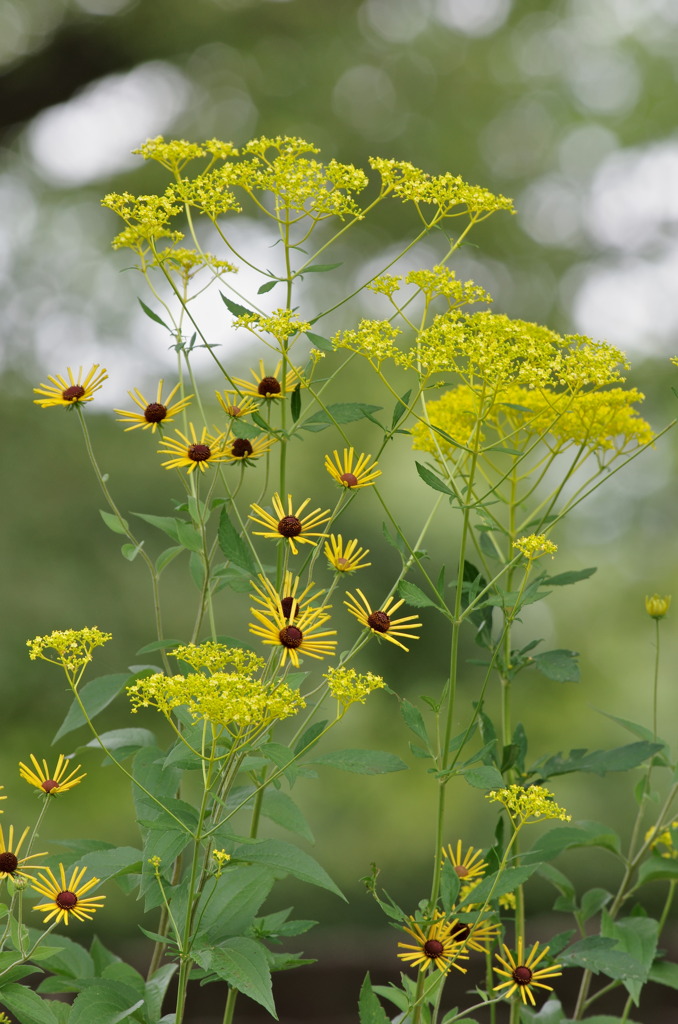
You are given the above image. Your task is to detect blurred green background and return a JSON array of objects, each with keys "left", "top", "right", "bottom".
[{"left": 1, "top": 1, "right": 678, "bottom": 1020}]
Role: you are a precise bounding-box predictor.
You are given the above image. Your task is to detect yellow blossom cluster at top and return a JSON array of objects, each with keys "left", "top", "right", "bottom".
[
  {"left": 234, "top": 309, "right": 312, "bottom": 342},
  {"left": 513, "top": 535, "right": 558, "bottom": 560},
  {"left": 332, "top": 319, "right": 403, "bottom": 368},
  {"left": 324, "top": 666, "right": 385, "bottom": 707},
  {"left": 369, "top": 157, "right": 514, "bottom": 217},
  {"left": 411, "top": 384, "right": 653, "bottom": 460},
  {"left": 100, "top": 190, "right": 184, "bottom": 252},
  {"left": 487, "top": 784, "right": 571, "bottom": 823},
  {"left": 172, "top": 642, "right": 264, "bottom": 675},
  {"left": 27, "top": 628, "right": 112, "bottom": 673},
  {"left": 368, "top": 266, "right": 491, "bottom": 310}
]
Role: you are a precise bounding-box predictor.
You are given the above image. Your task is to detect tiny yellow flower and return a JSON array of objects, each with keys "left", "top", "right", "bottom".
[
  {"left": 513, "top": 534, "right": 557, "bottom": 560},
  {"left": 645, "top": 594, "right": 671, "bottom": 620},
  {"left": 324, "top": 666, "right": 385, "bottom": 706},
  {"left": 486, "top": 784, "right": 571, "bottom": 824}
]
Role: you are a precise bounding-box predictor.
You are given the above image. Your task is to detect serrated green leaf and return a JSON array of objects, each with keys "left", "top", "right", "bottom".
[
  {"left": 532, "top": 649, "right": 580, "bottom": 683},
  {"left": 301, "top": 402, "right": 382, "bottom": 431},
  {"left": 415, "top": 461, "right": 455, "bottom": 496},
  {"left": 559, "top": 937, "right": 645, "bottom": 981},
  {"left": 305, "top": 331, "right": 333, "bottom": 352},
  {"left": 459, "top": 764, "right": 504, "bottom": 789},
  {"left": 397, "top": 579, "right": 445, "bottom": 611},
  {"left": 53, "top": 672, "right": 129, "bottom": 742},
  {"left": 0, "top": 983, "right": 59, "bottom": 1023},
  {"left": 231, "top": 839, "right": 344, "bottom": 898},
  {"left": 69, "top": 979, "right": 144, "bottom": 1024},
  {"left": 261, "top": 789, "right": 314, "bottom": 842},
  {"left": 217, "top": 506, "right": 257, "bottom": 574},
  {"left": 307, "top": 749, "right": 408, "bottom": 775},
  {"left": 194, "top": 940, "right": 276, "bottom": 1017},
  {"left": 358, "top": 974, "right": 390, "bottom": 1024},
  {"left": 220, "top": 292, "right": 255, "bottom": 318},
  {"left": 144, "top": 964, "right": 177, "bottom": 1024},
  {"left": 526, "top": 821, "right": 622, "bottom": 862},
  {"left": 518, "top": 997, "right": 566, "bottom": 1024},
  {"left": 99, "top": 509, "right": 129, "bottom": 535},
  {"left": 530, "top": 742, "right": 662, "bottom": 781},
  {"left": 69, "top": 846, "right": 142, "bottom": 882},
  {"left": 463, "top": 864, "right": 537, "bottom": 905},
  {"left": 601, "top": 912, "right": 658, "bottom": 1002},
  {"left": 138, "top": 297, "right": 169, "bottom": 328},
  {"left": 400, "top": 699, "right": 429, "bottom": 747}
]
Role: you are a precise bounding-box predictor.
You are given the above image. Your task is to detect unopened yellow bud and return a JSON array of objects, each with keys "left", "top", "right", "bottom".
[{"left": 645, "top": 594, "right": 671, "bottom": 620}]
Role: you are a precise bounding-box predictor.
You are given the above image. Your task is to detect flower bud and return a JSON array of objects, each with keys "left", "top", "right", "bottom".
[{"left": 645, "top": 594, "right": 671, "bottom": 620}]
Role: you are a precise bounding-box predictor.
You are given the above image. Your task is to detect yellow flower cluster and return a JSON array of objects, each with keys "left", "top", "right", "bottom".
[
  {"left": 172, "top": 642, "right": 264, "bottom": 675},
  {"left": 234, "top": 309, "right": 312, "bottom": 341},
  {"left": 369, "top": 157, "right": 514, "bottom": 216},
  {"left": 411, "top": 384, "right": 653, "bottom": 460},
  {"left": 405, "top": 266, "right": 492, "bottom": 307},
  {"left": 27, "top": 628, "right": 112, "bottom": 672},
  {"left": 101, "top": 189, "right": 183, "bottom": 252},
  {"left": 487, "top": 784, "right": 571, "bottom": 823},
  {"left": 645, "top": 821, "right": 678, "bottom": 858},
  {"left": 513, "top": 535, "right": 558, "bottom": 560},
  {"left": 127, "top": 669, "right": 305, "bottom": 730},
  {"left": 150, "top": 247, "right": 237, "bottom": 276},
  {"left": 645, "top": 594, "right": 671, "bottom": 620},
  {"left": 332, "top": 319, "right": 402, "bottom": 367},
  {"left": 324, "top": 666, "right": 385, "bottom": 706}
]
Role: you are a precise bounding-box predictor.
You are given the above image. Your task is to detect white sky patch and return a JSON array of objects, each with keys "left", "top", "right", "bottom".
[
  {"left": 435, "top": 0, "right": 512, "bottom": 37},
  {"left": 25, "top": 62, "right": 191, "bottom": 188}
]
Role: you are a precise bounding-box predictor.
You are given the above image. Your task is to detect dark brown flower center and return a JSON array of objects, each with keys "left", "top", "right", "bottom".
[
  {"left": 278, "top": 515, "right": 302, "bottom": 538},
  {"left": 340, "top": 472, "right": 359, "bottom": 487},
  {"left": 56, "top": 890, "right": 78, "bottom": 910},
  {"left": 424, "top": 939, "right": 444, "bottom": 959},
  {"left": 368, "top": 610, "right": 390, "bottom": 633},
  {"left": 258, "top": 376, "right": 281, "bottom": 397},
  {"left": 231, "top": 438, "right": 253, "bottom": 458},
  {"left": 513, "top": 966, "right": 533, "bottom": 985},
  {"left": 188, "top": 443, "right": 211, "bottom": 462},
  {"left": 42, "top": 779, "right": 59, "bottom": 793},
  {"left": 281, "top": 596, "right": 300, "bottom": 619},
  {"left": 455, "top": 864, "right": 470, "bottom": 878},
  {"left": 62, "top": 384, "right": 85, "bottom": 402},
  {"left": 450, "top": 923, "right": 471, "bottom": 942},
  {"left": 144, "top": 402, "right": 167, "bottom": 423},
  {"left": 0, "top": 851, "right": 18, "bottom": 874},
  {"left": 279, "top": 625, "right": 303, "bottom": 649}
]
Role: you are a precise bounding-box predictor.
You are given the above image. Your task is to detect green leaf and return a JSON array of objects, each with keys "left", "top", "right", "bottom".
[
  {"left": 306, "top": 749, "right": 408, "bottom": 775},
  {"left": 155, "top": 545, "right": 184, "bottom": 574},
  {"left": 564, "top": 1017, "right": 642, "bottom": 1024},
  {"left": 99, "top": 509, "right": 129, "bottom": 535},
  {"left": 638, "top": 852, "right": 678, "bottom": 886},
  {"left": 305, "top": 330, "right": 333, "bottom": 352},
  {"left": 257, "top": 279, "right": 279, "bottom": 294},
  {"left": 579, "top": 887, "right": 612, "bottom": 923},
  {"left": 174, "top": 520, "right": 202, "bottom": 552},
  {"left": 400, "top": 699, "right": 429, "bottom": 747},
  {"left": 530, "top": 742, "right": 662, "bottom": 781},
  {"left": 294, "top": 721, "right": 328, "bottom": 756},
  {"left": 301, "top": 402, "right": 382, "bottom": 432},
  {"left": 559, "top": 936, "right": 645, "bottom": 982},
  {"left": 518, "top": 997, "right": 566, "bottom": 1024},
  {"left": 261, "top": 789, "right": 314, "bottom": 842},
  {"left": 69, "top": 846, "right": 142, "bottom": 882},
  {"left": 358, "top": 974, "right": 390, "bottom": 1024},
  {"left": 217, "top": 506, "right": 257, "bottom": 574},
  {"left": 415, "top": 461, "right": 456, "bottom": 496},
  {"left": 136, "top": 638, "right": 182, "bottom": 655},
  {"left": 391, "top": 389, "right": 412, "bottom": 429},
  {"left": 532, "top": 649, "right": 580, "bottom": 683},
  {"left": 543, "top": 567, "right": 597, "bottom": 587},
  {"left": 601, "top": 912, "right": 658, "bottom": 1002},
  {"left": 131, "top": 512, "right": 181, "bottom": 543},
  {"left": 193, "top": 864, "right": 275, "bottom": 944},
  {"left": 83, "top": 728, "right": 156, "bottom": 757},
  {"left": 301, "top": 262, "right": 342, "bottom": 273},
  {"left": 0, "top": 983, "right": 59, "bottom": 1023},
  {"left": 193, "top": 940, "right": 276, "bottom": 1017},
  {"left": 231, "top": 838, "right": 344, "bottom": 899},
  {"left": 527, "top": 821, "right": 622, "bottom": 862},
  {"left": 145, "top": 964, "right": 178, "bottom": 1024},
  {"left": 138, "top": 297, "right": 169, "bottom": 329},
  {"left": 463, "top": 864, "right": 537, "bottom": 905},
  {"left": 648, "top": 959, "right": 678, "bottom": 991},
  {"left": 220, "top": 292, "right": 256, "bottom": 318},
  {"left": 53, "top": 672, "right": 130, "bottom": 742},
  {"left": 26, "top": 928, "right": 94, "bottom": 983},
  {"left": 596, "top": 710, "right": 659, "bottom": 744},
  {"left": 459, "top": 765, "right": 504, "bottom": 789},
  {"left": 397, "top": 579, "right": 445, "bottom": 611},
  {"left": 69, "top": 979, "right": 144, "bottom": 1024},
  {"left": 121, "top": 541, "right": 144, "bottom": 561}
]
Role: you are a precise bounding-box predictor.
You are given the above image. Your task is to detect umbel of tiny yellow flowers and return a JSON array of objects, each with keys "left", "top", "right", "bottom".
[
  {"left": 325, "top": 449, "right": 381, "bottom": 489},
  {"left": 158, "top": 424, "right": 228, "bottom": 473},
  {"left": 114, "top": 380, "right": 193, "bottom": 431},
  {"left": 487, "top": 784, "right": 571, "bottom": 824},
  {"left": 397, "top": 914, "right": 469, "bottom": 974},
  {"left": 31, "top": 864, "right": 105, "bottom": 925},
  {"left": 494, "top": 939, "right": 562, "bottom": 1006},
  {"left": 513, "top": 534, "right": 557, "bottom": 560},
  {"left": 19, "top": 754, "right": 86, "bottom": 796},
  {"left": 645, "top": 594, "right": 671, "bottom": 619},
  {"left": 249, "top": 493, "right": 331, "bottom": 556},
  {"left": 27, "top": 627, "right": 112, "bottom": 675},
  {"left": 325, "top": 535, "right": 371, "bottom": 572},
  {"left": 33, "top": 364, "right": 108, "bottom": 408},
  {"left": 645, "top": 821, "right": 678, "bottom": 858},
  {"left": 324, "top": 666, "right": 385, "bottom": 707},
  {"left": 344, "top": 590, "right": 422, "bottom": 651},
  {"left": 0, "top": 824, "right": 47, "bottom": 881}
]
